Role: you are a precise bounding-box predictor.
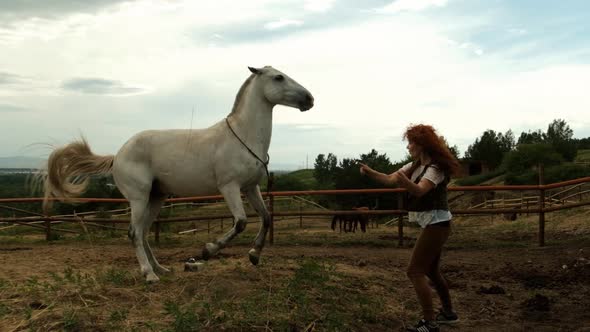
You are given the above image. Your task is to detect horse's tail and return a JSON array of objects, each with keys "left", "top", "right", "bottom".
[
  {"left": 41, "top": 138, "right": 114, "bottom": 213},
  {"left": 331, "top": 215, "right": 338, "bottom": 231}
]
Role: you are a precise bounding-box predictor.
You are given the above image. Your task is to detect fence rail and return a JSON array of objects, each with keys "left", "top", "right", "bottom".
[{"left": 1, "top": 169, "right": 589, "bottom": 247}]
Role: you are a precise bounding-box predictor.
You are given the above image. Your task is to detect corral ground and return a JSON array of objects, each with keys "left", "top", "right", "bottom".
[{"left": 1, "top": 208, "right": 590, "bottom": 332}]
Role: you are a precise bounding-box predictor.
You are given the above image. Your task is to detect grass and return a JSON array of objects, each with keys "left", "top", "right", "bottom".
[
  {"left": 100, "top": 267, "right": 136, "bottom": 286},
  {"left": 0, "top": 252, "right": 394, "bottom": 331},
  {"left": 454, "top": 168, "right": 506, "bottom": 186},
  {"left": 163, "top": 301, "right": 200, "bottom": 332},
  {"left": 283, "top": 168, "right": 317, "bottom": 188},
  {"left": 1, "top": 206, "right": 589, "bottom": 330},
  {"left": 576, "top": 149, "right": 590, "bottom": 162}
]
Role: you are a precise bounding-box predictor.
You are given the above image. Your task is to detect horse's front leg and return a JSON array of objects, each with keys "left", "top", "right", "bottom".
[
  {"left": 244, "top": 185, "right": 270, "bottom": 265},
  {"left": 202, "top": 183, "right": 247, "bottom": 260}
]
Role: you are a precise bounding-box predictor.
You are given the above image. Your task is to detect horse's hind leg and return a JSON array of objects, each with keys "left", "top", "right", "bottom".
[
  {"left": 244, "top": 186, "right": 270, "bottom": 265},
  {"left": 202, "top": 183, "right": 247, "bottom": 260},
  {"left": 128, "top": 199, "right": 159, "bottom": 282},
  {"left": 143, "top": 197, "right": 170, "bottom": 275}
]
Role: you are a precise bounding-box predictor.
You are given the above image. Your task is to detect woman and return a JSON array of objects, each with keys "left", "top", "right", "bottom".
[{"left": 360, "top": 124, "right": 460, "bottom": 332}]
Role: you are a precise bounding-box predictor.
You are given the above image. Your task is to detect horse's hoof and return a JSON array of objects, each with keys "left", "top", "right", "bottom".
[
  {"left": 248, "top": 249, "right": 260, "bottom": 266},
  {"left": 202, "top": 242, "right": 219, "bottom": 261},
  {"left": 145, "top": 272, "right": 160, "bottom": 283}
]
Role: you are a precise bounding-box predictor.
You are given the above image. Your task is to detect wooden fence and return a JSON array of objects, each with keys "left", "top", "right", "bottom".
[{"left": 1, "top": 166, "right": 590, "bottom": 247}]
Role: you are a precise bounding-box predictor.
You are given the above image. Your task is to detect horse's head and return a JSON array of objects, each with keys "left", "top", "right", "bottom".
[{"left": 248, "top": 66, "right": 314, "bottom": 112}]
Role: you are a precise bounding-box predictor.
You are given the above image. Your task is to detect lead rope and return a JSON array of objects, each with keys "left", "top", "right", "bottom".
[{"left": 225, "top": 117, "right": 272, "bottom": 200}]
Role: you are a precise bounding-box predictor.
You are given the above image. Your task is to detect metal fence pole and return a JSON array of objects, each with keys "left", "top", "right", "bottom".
[
  {"left": 538, "top": 164, "right": 545, "bottom": 247},
  {"left": 269, "top": 172, "right": 275, "bottom": 245},
  {"left": 299, "top": 200, "right": 303, "bottom": 228},
  {"left": 397, "top": 194, "right": 404, "bottom": 247}
]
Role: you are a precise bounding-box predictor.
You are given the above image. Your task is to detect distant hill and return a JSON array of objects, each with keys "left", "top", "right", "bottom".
[
  {"left": 0, "top": 156, "right": 46, "bottom": 169},
  {"left": 269, "top": 162, "right": 302, "bottom": 172},
  {"left": 284, "top": 169, "right": 316, "bottom": 188},
  {"left": 576, "top": 149, "right": 590, "bottom": 163}
]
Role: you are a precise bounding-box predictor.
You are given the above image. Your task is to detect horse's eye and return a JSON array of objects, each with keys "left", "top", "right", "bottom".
[{"left": 273, "top": 75, "right": 284, "bottom": 82}]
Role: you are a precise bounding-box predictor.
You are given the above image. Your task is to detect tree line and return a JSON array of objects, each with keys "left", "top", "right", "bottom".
[
  {"left": 309, "top": 118, "right": 590, "bottom": 205},
  {"left": 1, "top": 118, "right": 588, "bottom": 216}
]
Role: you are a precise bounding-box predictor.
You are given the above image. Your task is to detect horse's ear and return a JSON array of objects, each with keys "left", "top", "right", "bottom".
[{"left": 248, "top": 66, "right": 261, "bottom": 75}]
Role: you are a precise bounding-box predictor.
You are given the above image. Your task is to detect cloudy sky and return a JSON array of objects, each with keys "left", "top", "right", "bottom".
[{"left": 1, "top": 0, "right": 589, "bottom": 170}]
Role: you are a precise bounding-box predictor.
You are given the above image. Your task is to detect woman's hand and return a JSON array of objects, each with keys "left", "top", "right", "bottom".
[{"left": 359, "top": 163, "right": 371, "bottom": 176}]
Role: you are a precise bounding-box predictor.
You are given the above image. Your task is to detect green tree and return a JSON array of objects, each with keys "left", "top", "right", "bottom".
[
  {"left": 499, "top": 129, "right": 516, "bottom": 152},
  {"left": 313, "top": 153, "right": 337, "bottom": 186},
  {"left": 449, "top": 145, "right": 461, "bottom": 159},
  {"left": 517, "top": 130, "right": 545, "bottom": 144},
  {"left": 465, "top": 129, "right": 514, "bottom": 169},
  {"left": 546, "top": 119, "right": 573, "bottom": 141},
  {"left": 502, "top": 143, "right": 563, "bottom": 174},
  {"left": 332, "top": 149, "right": 396, "bottom": 208},
  {"left": 576, "top": 137, "right": 590, "bottom": 150},
  {"left": 545, "top": 119, "right": 576, "bottom": 161}
]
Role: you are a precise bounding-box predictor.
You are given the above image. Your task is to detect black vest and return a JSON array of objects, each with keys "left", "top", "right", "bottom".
[{"left": 406, "top": 164, "right": 449, "bottom": 212}]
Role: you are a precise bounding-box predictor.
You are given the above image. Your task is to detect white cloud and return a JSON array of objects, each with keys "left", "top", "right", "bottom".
[
  {"left": 303, "top": 0, "right": 337, "bottom": 12},
  {"left": 379, "top": 0, "right": 449, "bottom": 13},
  {"left": 0, "top": 0, "right": 589, "bottom": 166},
  {"left": 61, "top": 78, "right": 151, "bottom": 96},
  {"left": 459, "top": 42, "right": 484, "bottom": 56},
  {"left": 507, "top": 27, "right": 528, "bottom": 36},
  {"left": 264, "top": 18, "right": 304, "bottom": 30}
]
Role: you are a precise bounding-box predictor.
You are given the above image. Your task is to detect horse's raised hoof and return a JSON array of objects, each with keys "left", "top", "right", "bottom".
[
  {"left": 248, "top": 249, "right": 260, "bottom": 266},
  {"left": 144, "top": 272, "right": 160, "bottom": 283},
  {"left": 202, "top": 242, "right": 218, "bottom": 261}
]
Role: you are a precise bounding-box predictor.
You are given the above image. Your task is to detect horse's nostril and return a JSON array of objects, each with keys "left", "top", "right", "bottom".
[{"left": 306, "top": 94, "right": 314, "bottom": 104}]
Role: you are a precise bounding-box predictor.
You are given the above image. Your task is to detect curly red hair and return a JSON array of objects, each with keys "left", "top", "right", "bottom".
[{"left": 403, "top": 124, "right": 460, "bottom": 177}]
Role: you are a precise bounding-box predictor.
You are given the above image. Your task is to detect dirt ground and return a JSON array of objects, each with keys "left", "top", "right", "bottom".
[{"left": 1, "top": 214, "right": 590, "bottom": 331}]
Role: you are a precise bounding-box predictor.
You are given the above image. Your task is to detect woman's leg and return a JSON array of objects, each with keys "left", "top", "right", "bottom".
[
  {"left": 406, "top": 225, "right": 450, "bottom": 320},
  {"left": 426, "top": 253, "right": 453, "bottom": 313}
]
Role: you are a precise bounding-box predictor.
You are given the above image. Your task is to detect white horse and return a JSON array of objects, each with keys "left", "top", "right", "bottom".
[{"left": 42, "top": 66, "right": 314, "bottom": 282}]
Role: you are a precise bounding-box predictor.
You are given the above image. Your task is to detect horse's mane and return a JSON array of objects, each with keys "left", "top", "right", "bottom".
[{"left": 228, "top": 73, "right": 255, "bottom": 116}]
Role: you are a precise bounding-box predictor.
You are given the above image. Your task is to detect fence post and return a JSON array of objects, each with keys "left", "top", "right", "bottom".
[
  {"left": 397, "top": 193, "right": 404, "bottom": 247},
  {"left": 268, "top": 172, "right": 275, "bottom": 245},
  {"left": 45, "top": 217, "right": 51, "bottom": 241},
  {"left": 538, "top": 164, "right": 545, "bottom": 247},
  {"left": 299, "top": 200, "right": 303, "bottom": 228}
]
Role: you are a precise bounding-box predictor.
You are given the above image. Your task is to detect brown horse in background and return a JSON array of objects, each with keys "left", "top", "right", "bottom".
[{"left": 331, "top": 207, "right": 370, "bottom": 233}]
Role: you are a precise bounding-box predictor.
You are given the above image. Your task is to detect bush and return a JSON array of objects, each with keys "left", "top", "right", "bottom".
[
  {"left": 454, "top": 168, "right": 505, "bottom": 186},
  {"left": 503, "top": 143, "right": 563, "bottom": 174},
  {"left": 273, "top": 174, "right": 308, "bottom": 191},
  {"left": 505, "top": 164, "right": 590, "bottom": 185}
]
